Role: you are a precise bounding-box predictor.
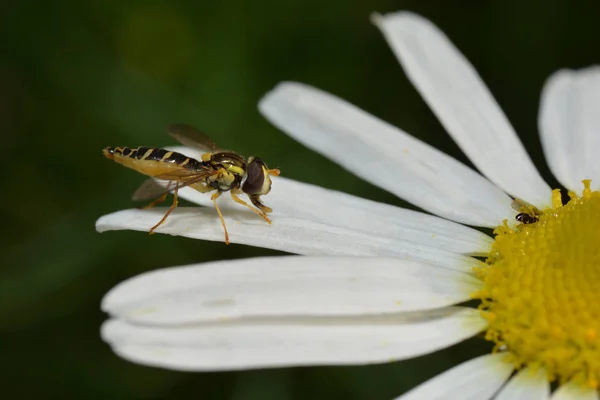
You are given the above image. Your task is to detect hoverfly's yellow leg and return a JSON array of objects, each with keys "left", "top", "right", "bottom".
[
  {"left": 149, "top": 185, "right": 179, "bottom": 235},
  {"left": 230, "top": 190, "right": 272, "bottom": 224},
  {"left": 142, "top": 192, "right": 169, "bottom": 209},
  {"left": 141, "top": 180, "right": 177, "bottom": 209},
  {"left": 211, "top": 191, "right": 230, "bottom": 245}
]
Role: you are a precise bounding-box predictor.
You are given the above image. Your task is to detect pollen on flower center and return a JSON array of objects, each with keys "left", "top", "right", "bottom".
[{"left": 473, "top": 180, "right": 600, "bottom": 389}]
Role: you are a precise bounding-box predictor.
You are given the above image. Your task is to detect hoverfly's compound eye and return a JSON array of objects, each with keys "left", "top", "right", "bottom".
[{"left": 242, "top": 158, "right": 269, "bottom": 195}]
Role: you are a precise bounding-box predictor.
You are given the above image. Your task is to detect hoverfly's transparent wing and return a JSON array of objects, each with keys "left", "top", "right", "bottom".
[
  {"left": 168, "top": 124, "right": 225, "bottom": 153},
  {"left": 132, "top": 179, "right": 174, "bottom": 201},
  {"left": 132, "top": 169, "right": 218, "bottom": 201}
]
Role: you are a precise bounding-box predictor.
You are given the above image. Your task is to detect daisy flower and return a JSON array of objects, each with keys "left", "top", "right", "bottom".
[{"left": 97, "top": 11, "right": 600, "bottom": 400}]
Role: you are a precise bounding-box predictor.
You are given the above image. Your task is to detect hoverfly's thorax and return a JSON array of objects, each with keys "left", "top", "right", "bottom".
[
  {"left": 210, "top": 152, "right": 246, "bottom": 168},
  {"left": 208, "top": 152, "right": 247, "bottom": 176}
]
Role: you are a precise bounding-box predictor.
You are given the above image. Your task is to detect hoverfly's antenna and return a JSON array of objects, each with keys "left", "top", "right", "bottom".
[{"left": 268, "top": 168, "right": 281, "bottom": 177}]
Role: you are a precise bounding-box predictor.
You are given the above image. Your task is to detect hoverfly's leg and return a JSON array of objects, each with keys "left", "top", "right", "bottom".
[
  {"left": 211, "top": 191, "right": 230, "bottom": 245},
  {"left": 230, "top": 190, "right": 271, "bottom": 224},
  {"left": 248, "top": 193, "right": 273, "bottom": 214},
  {"left": 141, "top": 192, "right": 169, "bottom": 209},
  {"left": 149, "top": 184, "right": 179, "bottom": 235},
  {"left": 140, "top": 180, "right": 175, "bottom": 209}
]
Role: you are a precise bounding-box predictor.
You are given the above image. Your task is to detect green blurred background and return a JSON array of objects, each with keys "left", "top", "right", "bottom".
[{"left": 2, "top": 0, "right": 599, "bottom": 398}]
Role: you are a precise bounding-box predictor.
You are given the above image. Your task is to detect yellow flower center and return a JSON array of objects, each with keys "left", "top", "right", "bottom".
[{"left": 474, "top": 180, "right": 600, "bottom": 389}]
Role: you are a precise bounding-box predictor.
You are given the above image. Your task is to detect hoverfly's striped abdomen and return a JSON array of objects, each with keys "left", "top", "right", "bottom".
[{"left": 103, "top": 146, "right": 202, "bottom": 170}]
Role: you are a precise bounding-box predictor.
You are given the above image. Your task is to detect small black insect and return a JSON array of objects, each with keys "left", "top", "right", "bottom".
[
  {"left": 515, "top": 212, "right": 539, "bottom": 224},
  {"left": 511, "top": 198, "right": 541, "bottom": 225}
]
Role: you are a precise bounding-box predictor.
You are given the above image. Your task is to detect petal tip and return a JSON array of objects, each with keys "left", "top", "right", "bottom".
[
  {"left": 258, "top": 81, "right": 296, "bottom": 112},
  {"left": 544, "top": 65, "right": 600, "bottom": 89},
  {"left": 101, "top": 281, "right": 126, "bottom": 315},
  {"left": 95, "top": 213, "right": 112, "bottom": 233},
  {"left": 371, "top": 10, "right": 427, "bottom": 29},
  {"left": 100, "top": 319, "right": 119, "bottom": 344},
  {"left": 369, "top": 12, "right": 383, "bottom": 26},
  {"left": 95, "top": 209, "right": 135, "bottom": 233},
  {"left": 100, "top": 291, "right": 115, "bottom": 314},
  {"left": 258, "top": 81, "right": 319, "bottom": 115}
]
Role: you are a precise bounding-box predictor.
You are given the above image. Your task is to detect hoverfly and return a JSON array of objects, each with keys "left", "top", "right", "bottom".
[
  {"left": 103, "top": 124, "right": 280, "bottom": 244},
  {"left": 511, "top": 198, "right": 541, "bottom": 225}
]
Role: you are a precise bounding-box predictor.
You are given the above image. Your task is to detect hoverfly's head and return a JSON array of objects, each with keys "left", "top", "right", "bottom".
[{"left": 241, "top": 157, "right": 280, "bottom": 197}]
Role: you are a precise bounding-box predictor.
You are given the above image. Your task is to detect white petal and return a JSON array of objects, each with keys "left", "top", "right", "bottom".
[
  {"left": 539, "top": 66, "right": 600, "bottom": 192},
  {"left": 373, "top": 11, "right": 551, "bottom": 208},
  {"left": 101, "top": 307, "right": 485, "bottom": 371},
  {"left": 494, "top": 366, "right": 550, "bottom": 400},
  {"left": 96, "top": 208, "right": 482, "bottom": 272},
  {"left": 395, "top": 353, "right": 513, "bottom": 400},
  {"left": 102, "top": 256, "right": 482, "bottom": 323},
  {"left": 551, "top": 380, "right": 599, "bottom": 400},
  {"left": 259, "top": 82, "right": 513, "bottom": 227},
  {"left": 166, "top": 147, "right": 493, "bottom": 255}
]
